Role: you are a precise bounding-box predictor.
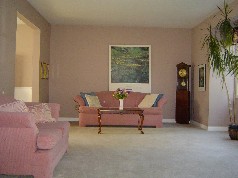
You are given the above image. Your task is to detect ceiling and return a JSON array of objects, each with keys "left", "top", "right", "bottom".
[{"left": 27, "top": 0, "right": 236, "bottom": 28}]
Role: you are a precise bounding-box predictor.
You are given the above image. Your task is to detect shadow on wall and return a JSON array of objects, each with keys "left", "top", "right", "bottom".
[{"left": 193, "top": 100, "right": 206, "bottom": 126}]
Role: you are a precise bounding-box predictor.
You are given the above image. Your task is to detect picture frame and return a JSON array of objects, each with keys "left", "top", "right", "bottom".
[
  {"left": 40, "top": 62, "right": 49, "bottom": 79},
  {"left": 233, "top": 27, "right": 238, "bottom": 44},
  {"left": 109, "top": 45, "right": 151, "bottom": 93},
  {"left": 198, "top": 64, "right": 206, "bottom": 91}
]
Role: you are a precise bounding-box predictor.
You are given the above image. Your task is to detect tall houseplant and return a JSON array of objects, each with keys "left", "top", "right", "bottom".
[{"left": 202, "top": 1, "right": 238, "bottom": 139}]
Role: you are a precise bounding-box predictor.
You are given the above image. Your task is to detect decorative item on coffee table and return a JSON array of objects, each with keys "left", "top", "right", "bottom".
[{"left": 113, "top": 88, "right": 129, "bottom": 110}]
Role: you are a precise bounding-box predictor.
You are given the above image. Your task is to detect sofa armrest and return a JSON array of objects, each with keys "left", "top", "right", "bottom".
[
  {"left": 25, "top": 102, "right": 60, "bottom": 121},
  {"left": 0, "top": 111, "right": 39, "bottom": 134},
  {"left": 0, "top": 127, "right": 38, "bottom": 167},
  {"left": 157, "top": 97, "right": 167, "bottom": 109},
  {"left": 74, "top": 95, "right": 85, "bottom": 109},
  {"left": 48, "top": 103, "right": 60, "bottom": 120}
]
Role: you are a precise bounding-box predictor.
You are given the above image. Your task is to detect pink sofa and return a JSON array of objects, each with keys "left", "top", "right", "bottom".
[
  {"left": 0, "top": 96, "right": 70, "bottom": 178},
  {"left": 74, "top": 91, "right": 167, "bottom": 128}
]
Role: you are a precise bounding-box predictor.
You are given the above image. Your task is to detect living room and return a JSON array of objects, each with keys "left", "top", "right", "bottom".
[
  {"left": 2, "top": 0, "right": 236, "bottom": 128},
  {"left": 1, "top": 0, "right": 238, "bottom": 178}
]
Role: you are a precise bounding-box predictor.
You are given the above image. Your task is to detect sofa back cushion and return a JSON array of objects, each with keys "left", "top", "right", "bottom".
[
  {"left": 0, "top": 112, "right": 39, "bottom": 135},
  {"left": 96, "top": 91, "right": 118, "bottom": 107},
  {"left": 96, "top": 91, "right": 146, "bottom": 107},
  {"left": 28, "top": 103, "right": 56, "bottom": 124},
  {"left": 124, "top": 92, "right": 146, "bottom": 107},
  {"left": 80, "top": 92, "right": 95, "bottom": 106},
  {"left": 138, "top": 94, "right": 159, "bottom": 108},
  {"left": 0, "top": 100, "right": 29, "bottom": 112},
  {"left": 85, "top": 95, "right": 102, "bottom": 107}
]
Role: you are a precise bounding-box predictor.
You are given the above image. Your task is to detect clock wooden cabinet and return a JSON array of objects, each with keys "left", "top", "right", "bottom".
[{"left": 176, "top": 62, "right": 191, "bottom": 124}]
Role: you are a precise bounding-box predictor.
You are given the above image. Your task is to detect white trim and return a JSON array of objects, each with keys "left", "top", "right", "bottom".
[
  {"left": 207, "top": 126, "right": 227, "bottom": 131},
  {"left": 61, "top": 117, "right": 175, "bottom": 123},
  {"left": 191, "top": 120, "right": 227, "bottom": 131},
  {"left": 163, "top": 118, "right": 176, "bottom": 123},
  {"left": 190, "top": 120, "right": 208, "bottom": 130},
  {"left": 58, "top": 117, "right": 78, "bottom": 121}
]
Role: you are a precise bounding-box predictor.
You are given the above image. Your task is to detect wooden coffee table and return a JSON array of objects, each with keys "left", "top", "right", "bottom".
[{"left": 97, "top": 107, "right": 144, "bottom": 134}]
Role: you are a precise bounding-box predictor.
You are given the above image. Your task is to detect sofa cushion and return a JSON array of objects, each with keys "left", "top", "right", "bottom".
[
  {"left": 37, "top": 121, "right": 70, "bottom": 137},
  {"left": 0, "top": 100, "right": 29, "bottom": 112},
  {"left": 96, "top": 91, "right": 146, "bottom": 107},
  {"left": 138, "top": 94, "right": 158, "bottom": 108},
  {"left": 80, "top": 92, "right": 95, "bottom": 106},
  {"left": 85, "top": 94, "right": 102, "bottom": 107},
  {"left": 152, "top": 94, "right": 164, "bottom": 107},
  {"left": 96, "top": 91, "right": 118, "bottom": 107},
  {"left": 28, "top": 103, "right": 56, "bottom": 124},
  {"left": 124, "top": 92, "right": 146, "bottom": 107},
  {"left": 37, "top": 128, "right": 62, "bottom": 150}
]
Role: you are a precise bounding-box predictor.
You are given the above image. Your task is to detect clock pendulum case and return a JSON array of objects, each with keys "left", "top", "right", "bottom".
[{"left": 176, "top": 62, "right": 191, "bottom": 124}]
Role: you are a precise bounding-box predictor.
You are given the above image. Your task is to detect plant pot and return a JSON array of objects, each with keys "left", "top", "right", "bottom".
[
  {"left": 228, "top": 124, "right": 238, "bottom": 140},
  {"left": 219, "top": 20, "right": 233, "bottom": 47}
]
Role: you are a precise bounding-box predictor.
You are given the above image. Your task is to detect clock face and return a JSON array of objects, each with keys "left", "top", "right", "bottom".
[{"left": 178, "top": 69, "right": 187, "bottom": 77}]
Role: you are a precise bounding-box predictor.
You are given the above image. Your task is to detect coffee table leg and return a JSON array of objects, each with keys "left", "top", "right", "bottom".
[
  {"left": 98, "top": 112, "right": 102, "bottom": 134},
  {"left": 139, "top": 113, "right": 144, "bottom": 134}
]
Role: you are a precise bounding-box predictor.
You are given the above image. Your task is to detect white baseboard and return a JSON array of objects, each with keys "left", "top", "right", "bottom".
[
  {"left": 58, "top": 117, "right": 78, "bottom": 121},
  {"left": 190, "top": 120, "right": 208, "bottom": 130},
  {"left": 190, "top": 120, "right": 227, "bottom": 131},
  {"left": 60, "top": 117, "right": 175, "bottom": 123},
  {"left": 207, "top": 127, "right": 227, "bottom": 131},
  {"left": 163, "top": 118, "right": 176, "bottom": 123}
]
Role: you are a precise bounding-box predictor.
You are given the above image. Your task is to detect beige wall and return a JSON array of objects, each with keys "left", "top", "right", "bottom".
[
  {"left": 0, "top": 0, "right": 17, "bottom": 96},
  {"left": 191, "top": 0, "right": 238, "bottom": 127},
  {"left": 0, "top": 0, "right": 51, "bottom": 102},
  {"left": 15, "top": 24, "right": 34, "bottom": 87},
  {"left": 191, "top": 23, "right": 210, "bottom": 126},
  {"left": 50, "top": 25, "right": 191, "bottom": 118}
]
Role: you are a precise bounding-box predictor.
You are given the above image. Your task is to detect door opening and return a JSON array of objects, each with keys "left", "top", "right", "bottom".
[{"left": 15, "top": 13, "right": 40, "bottom": 102}]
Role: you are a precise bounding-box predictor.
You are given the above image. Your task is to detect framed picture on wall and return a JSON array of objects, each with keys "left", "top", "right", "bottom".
[
  {"left": 109, "top": 45, "right": 151, "bottom": 93},
  {"left": 198, "top": 64, "right": 206, "bottom": 91},
  {"left": 40, "top": 62, "right": 49, "bottom": 79}
]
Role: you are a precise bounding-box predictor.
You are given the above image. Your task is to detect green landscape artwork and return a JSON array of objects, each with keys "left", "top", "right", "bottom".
[{"left": 111, "top": 46, "right": 150, "bottom": 83}]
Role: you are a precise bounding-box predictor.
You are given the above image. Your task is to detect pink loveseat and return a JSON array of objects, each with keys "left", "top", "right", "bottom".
[
  {"left": 0, "top": 96, "right": 70, "bottom": 178},
  {"left": 74, "top": 91, "right": 167, "bottom": 128}
]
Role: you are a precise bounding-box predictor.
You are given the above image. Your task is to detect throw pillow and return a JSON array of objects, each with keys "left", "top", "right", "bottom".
[
  {"left": 0, "top": 100, "right": 29, "bottom": 112},
  {"left": 138, "top": 94, "right": 158, "bottom": 108},
  {"left": 85, "top": 94, "right": 102, "bottom": 107},
  {"left": 152, "top": 94, "right": 164, "bottom": 107},
  {"left": 80, "top": 92, "right": 95, "bottom": 106},
  {"left": 28, "top": 103, "right": 56, "bottom": 124}
]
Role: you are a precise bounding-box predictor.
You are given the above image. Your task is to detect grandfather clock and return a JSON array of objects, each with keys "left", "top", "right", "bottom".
[{"left": 176, "top": 62, "right": 191, "bottom": 124}]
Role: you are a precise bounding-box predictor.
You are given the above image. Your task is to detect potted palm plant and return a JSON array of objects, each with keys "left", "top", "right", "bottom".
[{"left": 202, "top": 1, "right": 238, "bottom": 140}]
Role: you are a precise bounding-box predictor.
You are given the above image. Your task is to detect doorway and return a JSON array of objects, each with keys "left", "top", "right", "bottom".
[{"left": 15, "top": 13, "right": 40, "bottom": 102}]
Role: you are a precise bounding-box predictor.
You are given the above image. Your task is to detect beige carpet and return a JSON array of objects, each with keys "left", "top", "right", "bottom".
[
  {"left": 1, "top": 124, "right": 238, "bottom": 178},
  {"left": 53, "top": 124, "right": 238, "bottom": 178}
]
